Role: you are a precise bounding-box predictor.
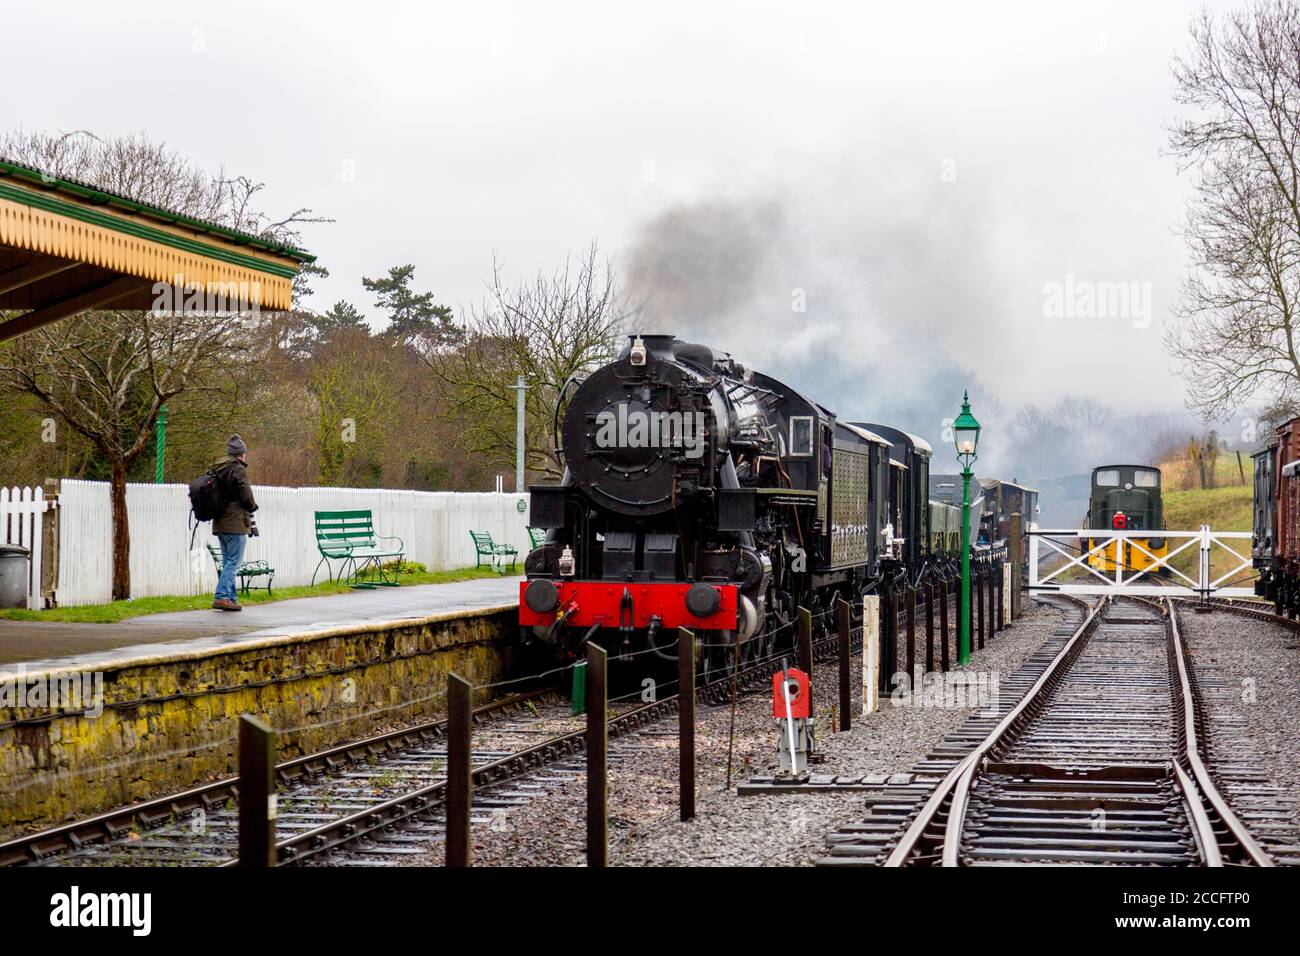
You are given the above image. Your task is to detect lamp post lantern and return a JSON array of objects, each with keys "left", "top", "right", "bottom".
[{"left": 952, "top": 391, "right": 981, "bottom": 666}]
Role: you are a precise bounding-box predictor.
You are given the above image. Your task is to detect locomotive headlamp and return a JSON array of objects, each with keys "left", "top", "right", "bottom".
[
  {"left": 629, "top": 335, "right": 647, "bottom": 366},
  {"left": 952, "top": 391, "right": 981, "bottom": 467}
]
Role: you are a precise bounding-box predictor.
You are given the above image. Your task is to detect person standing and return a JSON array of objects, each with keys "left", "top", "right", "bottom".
[{"left": 211, "top": 434, "right": 259, "bottom": 611}]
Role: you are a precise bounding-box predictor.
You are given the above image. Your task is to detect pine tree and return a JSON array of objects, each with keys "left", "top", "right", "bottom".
[{"left": 361, "top": 264, "right": 459, "bottom": 349}]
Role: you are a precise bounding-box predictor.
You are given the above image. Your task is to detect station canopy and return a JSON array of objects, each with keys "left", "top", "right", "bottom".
[{"left": 0, "top": 158, "right": 314, "bottom": 342}]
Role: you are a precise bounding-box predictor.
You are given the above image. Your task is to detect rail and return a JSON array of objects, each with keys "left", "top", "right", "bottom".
[{"left": 883, "top": 594, "right": 1273, "bottom": 867}]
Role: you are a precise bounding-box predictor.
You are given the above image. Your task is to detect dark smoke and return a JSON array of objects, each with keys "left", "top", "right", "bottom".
[{"left": 622, "top": 183, "right": 1203, "bottom": 486}]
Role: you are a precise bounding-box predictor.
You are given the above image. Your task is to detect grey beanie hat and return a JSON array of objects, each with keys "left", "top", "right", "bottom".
[{"left": 227, "top": 434, "right": 247, "bottom": 457}]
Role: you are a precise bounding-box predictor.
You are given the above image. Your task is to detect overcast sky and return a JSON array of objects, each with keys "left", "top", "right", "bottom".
[{"left": 6, "top": 0, "right": 1222, "bottom": 471}]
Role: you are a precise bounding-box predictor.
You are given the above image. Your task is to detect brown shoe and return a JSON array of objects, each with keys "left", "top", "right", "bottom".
[{"left": 212, "top": 599, "right": 241, "bottom": 611}]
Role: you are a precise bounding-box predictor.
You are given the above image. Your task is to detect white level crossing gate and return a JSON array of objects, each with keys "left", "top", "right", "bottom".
[{"left": 1027, "top": 527, "right": 1255, "bottom": 598}]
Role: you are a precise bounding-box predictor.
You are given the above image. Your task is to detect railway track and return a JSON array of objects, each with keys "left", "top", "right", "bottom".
[
  {"left": 823, "top": 595, "right": 1281, "bottom": 866},
  {"left": 1173, "top": 593, "right": 1300, "bottom": 631},
  {"left": 3, "top": 608, "right": 864, "bottom": 867},
  {"left": 0, "top": 688, "right": 567, "bottom": 867}
]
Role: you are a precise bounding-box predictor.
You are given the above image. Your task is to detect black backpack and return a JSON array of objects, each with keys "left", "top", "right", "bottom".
[
  {"left": 188, "top": 467, "right": 230, "bottom": 549},
  {"left": 189, "top": 469, "right": 227, "bottom": 522}
]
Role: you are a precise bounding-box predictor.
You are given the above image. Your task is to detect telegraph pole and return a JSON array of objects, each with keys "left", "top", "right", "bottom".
[{"left": 512, "top": 376, "right": 528, "bottom": 493}]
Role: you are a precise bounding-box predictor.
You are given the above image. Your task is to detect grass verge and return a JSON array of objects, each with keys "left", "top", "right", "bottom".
[{"left": 1162, "top": 483, "right": 1254, "bottom": 585}]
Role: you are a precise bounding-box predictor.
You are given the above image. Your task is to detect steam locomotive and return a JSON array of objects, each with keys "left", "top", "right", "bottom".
[{"left": 518, "top": 334, "right": 972, "bottom": 668}]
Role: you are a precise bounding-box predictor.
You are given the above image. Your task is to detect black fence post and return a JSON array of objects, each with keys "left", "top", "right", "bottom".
[
  {"left": 880, "top": 586, "right": 895, "bottom": 694},
  {"left": 237, "top": 714, "right": 276, "bottom": 868},
  {"left": 924, "top": 582, "right": 935, "bottom": 673},
  {"left": 446, "top": 672, "right": 472, "bottom": 867},
  {"left": 905, "top": 587, "right": 916, "bottom": 682},
  {"left": 586, "top": 642, "right": 608, "bottom": 868},
  {"left": 836, "top": 597, "right": 851, "bottom": 733},
  {"left": 1000, "top": 563, "right": 1007, "bottom": 631},
  {"left": 982, "top": 572, "right": 993, "bottom": 639},
  {"left": 939, "top": 578, "right": 950, "bottom": 672},
  {"left": 1010, "top": 513, "right": 1023, "bottom": 620},
  {"left": 976, "top": 569, "right": 985, "bottom": 651},
  {"left": 678, "top": 628, "right": 695, "bottom": 821},
  {"left": 797, "top": 606, "right": 813, "bottom": 677}
]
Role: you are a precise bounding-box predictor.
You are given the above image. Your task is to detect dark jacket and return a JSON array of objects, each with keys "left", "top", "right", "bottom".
[{"left": 210, "top": 455, "right": 258, "bottom": 534}]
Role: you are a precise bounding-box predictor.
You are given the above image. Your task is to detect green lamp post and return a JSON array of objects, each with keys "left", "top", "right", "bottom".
[
  {"left": 953, "top": 391, "right": 981, "bottom": 666},
  {"left": 154, "top": 404, "right": 168, "bottom": 484}
]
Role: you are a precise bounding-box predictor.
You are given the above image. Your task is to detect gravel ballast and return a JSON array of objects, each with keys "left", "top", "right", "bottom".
[
  {"left": 613, "top": 599, "right": 1065, "bottom": 867},
  {"left": 1177, "top": 606, "right": 1300, "bottom": 849},
  {"left": 412, "top": 598, "right": 1065, "bottom": 867}
]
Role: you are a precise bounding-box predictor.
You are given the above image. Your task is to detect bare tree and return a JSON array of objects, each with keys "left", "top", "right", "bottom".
[
  {"left": 1167, "top": 2, "right": 1300, "bottom": 417},
  {"left": 0, "top": 311, "right": 247, "bottom": 598},
  {"left": 1010, "top": 395, "right": 1117, "bottom": 477},
  {"left": 0, "top": 129, "right": 322, "bottom": 600},
  {"left": 428, "top": 243, "right": 632, "bottom": 479},
  {"left": 0, "top": 128, "right": 326, "bottom": 242}
]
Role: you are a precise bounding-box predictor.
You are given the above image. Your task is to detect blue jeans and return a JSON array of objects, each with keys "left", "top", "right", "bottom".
[{"left": 215, "top": 533, "right": 247, "bottom": 603}]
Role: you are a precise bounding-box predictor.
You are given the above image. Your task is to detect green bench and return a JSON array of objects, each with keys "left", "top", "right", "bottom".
[
  {"left": 470, "top": 530, "right": 517, "bottom": 574},
  {"left": 207, "top": 543, "right": 275, "bottom": 596},
  {"left": 313, "top": 510, "right": 405, "bottom": 588}
]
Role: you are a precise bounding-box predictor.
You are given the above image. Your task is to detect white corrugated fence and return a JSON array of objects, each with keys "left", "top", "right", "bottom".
[{"left": 52, "top": 480, "right": 531, "bottom": 606}]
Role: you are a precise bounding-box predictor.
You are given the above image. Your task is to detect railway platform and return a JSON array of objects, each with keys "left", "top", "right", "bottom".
[
  {"left": 0, "top": 574, "right": 522, "bottom": 670},
  {"left": 0, "top": 575, "right": 524, "bottom": 832}
]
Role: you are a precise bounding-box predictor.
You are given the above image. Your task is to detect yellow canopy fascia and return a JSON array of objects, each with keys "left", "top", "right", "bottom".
[{"left": 0, "top": 160, "right": 314, "bottom": 340}]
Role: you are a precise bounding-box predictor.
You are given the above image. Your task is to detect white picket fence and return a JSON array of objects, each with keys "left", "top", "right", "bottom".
[
  {"left": 0, "top": 486, "right": 51, "bottom": 609},
  {"left": 51, "top": 480, "right": 532, "bottom": 607}
]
